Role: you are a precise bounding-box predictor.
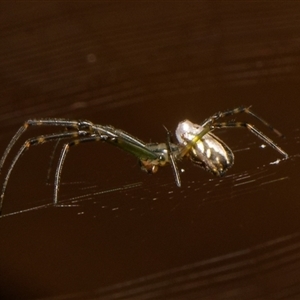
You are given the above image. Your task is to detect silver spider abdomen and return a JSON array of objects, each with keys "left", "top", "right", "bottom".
[{"left": 176, "top": 120, "right": 234, "bottom": 176}]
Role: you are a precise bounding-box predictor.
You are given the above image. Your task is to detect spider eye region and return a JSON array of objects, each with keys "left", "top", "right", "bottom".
[{"left": 139, "top": 159, "right": 159, "bottom": 174}]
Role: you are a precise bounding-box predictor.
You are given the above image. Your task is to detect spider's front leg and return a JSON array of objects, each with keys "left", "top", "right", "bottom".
[
  {"left": 0, "top": 118, "right": 96, "bottom": 174},
  {"left": 52, "top": 128, "right": 169, "bottom": 205},
  {"left": 53, "top": 134, "right": 110, "bottom": 205},
  {"left": 0, "top": 131, "right": 87, "bottom": 214}
]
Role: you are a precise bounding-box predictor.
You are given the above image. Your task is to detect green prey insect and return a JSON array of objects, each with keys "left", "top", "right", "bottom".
[{"left": 0, "top": 106, "right": 288, "bottom": 214}]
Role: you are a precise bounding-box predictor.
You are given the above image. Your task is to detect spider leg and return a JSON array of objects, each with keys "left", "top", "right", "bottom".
[
  {"left": 46, "top": 138, "right": 62, "bottom": 184},
  {"left": 0, "top": 118, "right": 96, "bottom": 174},
  {"left": 201, "top": 106, "right": 249, "bottom": 127},
  {"left": 163, "top": 126, "right": 181, "bottom": 187},
  {"left": 0, "top": 124, "right": 28, "bottom": 173},
  {"left": 53, "top": 135, "right": 109, "bottom": 205},
  {"left": 0, "top": 131, "right": 89, "bottom": 214},
  {"left": 202, "top": 106, "right": 285, "bottom": 138},
  {"left": 53, "top": 128, "right": 171, "bottom": 204},
  {"left": 176, "top": 127, "right": 211, "bottom": 159},
  {"left": 242, "top": 108, "right": 285, "bottom": 137},
  {"left": 213, "top": 121, "right": 288, "bottom": 158}
]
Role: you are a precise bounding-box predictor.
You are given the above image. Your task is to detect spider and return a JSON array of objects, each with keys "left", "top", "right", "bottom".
[{"left": 0, "top": 106, "right": 288, "bottom": 214}]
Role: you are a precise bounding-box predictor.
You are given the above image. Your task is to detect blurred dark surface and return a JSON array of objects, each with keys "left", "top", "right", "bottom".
[{"left": 0, "top": 2, "right": 300, "bottom": 299}]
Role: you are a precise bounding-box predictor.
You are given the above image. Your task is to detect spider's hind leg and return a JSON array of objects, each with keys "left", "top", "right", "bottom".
[
  {"left": 203, "top": 106, "right": 285, "bottom": 139},
  {"left": 213, "top": 121, "right": 288, "bottom": 158},
  {"left": 201, "top": 106, "right": 250, "bottom": 127}
]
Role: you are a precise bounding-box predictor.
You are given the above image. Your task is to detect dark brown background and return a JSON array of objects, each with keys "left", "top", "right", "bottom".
[{"left": 0, "top": 2, "right": 300, "bottom": 299}]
